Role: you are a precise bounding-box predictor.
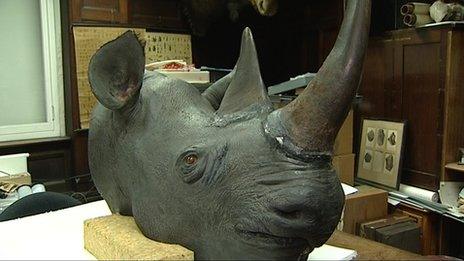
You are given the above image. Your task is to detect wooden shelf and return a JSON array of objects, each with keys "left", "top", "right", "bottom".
[{"left": 445, "top": 163, "right": 464, "bottom": 173}]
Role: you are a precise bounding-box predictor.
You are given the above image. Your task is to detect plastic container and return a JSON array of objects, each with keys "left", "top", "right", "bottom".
[
  {"left": 17, "top": 185, "right": 32, "bottom": 199},
  {"left": 32, "top": 183, "right": 46, "bottom": 193},
  {"left": 0, "top": 153, "right": 30, "bottom": 175}
]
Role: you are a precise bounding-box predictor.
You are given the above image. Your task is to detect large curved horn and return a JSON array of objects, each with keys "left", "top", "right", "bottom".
[{"left": 268, "top": 0, "right": 371, "bottom": 154}]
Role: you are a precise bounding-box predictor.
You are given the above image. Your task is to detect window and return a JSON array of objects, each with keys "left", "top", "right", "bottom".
[{"left": 0, "top": 0, "right": 64, "bottom": 142}]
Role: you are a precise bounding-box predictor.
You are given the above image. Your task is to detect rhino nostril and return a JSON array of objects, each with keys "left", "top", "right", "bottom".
[{"left": 274, "top": 209, "right": 302, "bottom": 220}]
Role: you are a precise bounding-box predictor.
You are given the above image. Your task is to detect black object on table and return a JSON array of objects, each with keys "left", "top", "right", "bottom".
[{"left": 0, "top": 191, "right": 81, "bottom": 222}]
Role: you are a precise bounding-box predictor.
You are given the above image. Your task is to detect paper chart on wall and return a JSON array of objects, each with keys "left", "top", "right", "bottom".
[
  {"left": 73, "top": 27, "right": 193, "bottom": 129},
  {"left": 145, "top": 32, "right": 192, "bottom": 65}
]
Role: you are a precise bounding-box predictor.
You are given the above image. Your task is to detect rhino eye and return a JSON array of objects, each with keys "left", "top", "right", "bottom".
[
  {"left": 184, "top": 154, "right": 198, "bottom": 165},
  {"left": 176, "top": 149, "right": 206, "bottom": 184}
]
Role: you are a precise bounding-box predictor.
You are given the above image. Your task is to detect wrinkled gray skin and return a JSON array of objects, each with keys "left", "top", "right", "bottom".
[{"left": 88, "top": 0, "right": 371, "bottom": 259}]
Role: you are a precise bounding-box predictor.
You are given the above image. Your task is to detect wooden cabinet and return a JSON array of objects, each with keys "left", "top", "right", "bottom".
[
  {"left": 356, "top": 27, "right": 464, "bottom": 190},
  {"left": 71, "top": 0, "right": 129, "bottom": 23},
  {"left": 129, "top": 0, "right": 186, "bottom": 29},
  {"left": 69, "top": 0, "right": 188, "bottom": 29}
]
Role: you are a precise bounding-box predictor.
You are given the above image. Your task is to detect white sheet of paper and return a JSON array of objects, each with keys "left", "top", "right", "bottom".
[
  {"left": 341, "top": 183, "right": 358, "bottom": 196},
  {"left": 308, "top": 244, "right": 357, "bottom": 260},
  {"left": 388, "top": 197, "right": 401, "bottom": 206}
]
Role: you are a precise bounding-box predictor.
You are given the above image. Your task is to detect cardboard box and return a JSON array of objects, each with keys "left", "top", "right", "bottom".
[
  {"left": 341, "top": 185, "right": 388, "bottom": 234},
  {"left": 0, "top": 172, "right": 31, "bottom": 185},
  {"left": 332, "top": 154, "right": 355, "bottom": 185},
  {"left": 334, "top": 110, "right": 353, "bottom": 156}
]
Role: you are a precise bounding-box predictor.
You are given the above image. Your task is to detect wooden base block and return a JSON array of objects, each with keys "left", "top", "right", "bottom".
[
  {"left": 84, "top": 215, "right": 193, "bottom": 260},
  {"left": 84, "top": 214, "right": 421, "bottom": 260}
]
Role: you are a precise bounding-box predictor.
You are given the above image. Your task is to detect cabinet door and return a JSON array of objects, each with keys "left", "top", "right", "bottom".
[
  {"left": 398, "top": 31, "right": 443, "bottom": 190},
  {"left": 355, "top": 30, "right": 444, "bottom": 191},
  {"left": 354, "top": 39, "right": 393, "bottom": 158},
  {"left": 129, "top": 0, "right": 187, "bottom": 29},
  {"left": 71, "top": 0, "right": 128, "bottom": 23}
]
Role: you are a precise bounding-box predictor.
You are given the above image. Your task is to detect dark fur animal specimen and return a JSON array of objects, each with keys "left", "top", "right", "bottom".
[
  {"left": 88, "top": 0, "right": 371, "bottom": 259},
  {"left": 182, "top": 0, "right": 278, "bottom": 36}
]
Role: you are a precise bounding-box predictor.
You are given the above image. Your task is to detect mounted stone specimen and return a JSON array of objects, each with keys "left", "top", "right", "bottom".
[{"left": 88, "top": 0, "right": 371, "bottom": 259}]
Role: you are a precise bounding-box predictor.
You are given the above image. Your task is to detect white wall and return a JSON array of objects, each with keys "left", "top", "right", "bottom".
[{"left": 0, "top": 0, "right": 47, "bottom": 126}]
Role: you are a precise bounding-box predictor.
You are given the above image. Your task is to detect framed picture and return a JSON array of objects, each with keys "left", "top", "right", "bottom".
[{"left": 356, "top": 119, "right": 406, "bottom": 190}]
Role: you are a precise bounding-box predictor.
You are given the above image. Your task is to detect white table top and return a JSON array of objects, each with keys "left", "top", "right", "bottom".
[
  {"left": 0, "top": 199, "right": 356, "bottom": 260},
  {"left": 0, "top": 200, "right": 111, "bottom": 260}
]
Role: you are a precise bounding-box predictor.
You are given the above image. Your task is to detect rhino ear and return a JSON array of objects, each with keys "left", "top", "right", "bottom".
[
  {"left": 217, "top": 27, "right": 270, "bottom": 114},
  {"left": 88, "top": 31, "right": 145, "bottom": 111},
  {"left": 202, "top": 71, "right": 235, "bottom": 110}
]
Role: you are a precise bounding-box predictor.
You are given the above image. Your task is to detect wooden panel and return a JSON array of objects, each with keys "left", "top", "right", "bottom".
[
  {"left": 440, "top": 217, "right": 464, "bottom": 257},
  {"left": 442, "top": 31, "right": 464, "bottom": 181},
  {"left": 71, "top": 130, "right": 94, "bottom": 192},
  {"left": 358, "top": 41, "right": 392, "bottom": 118},
  {"left": 401, "top": 42, "right": 441, "bottom": 188},
  {"left": 354, "top": 39, "right": 393, "bottom": 161},
  {"left": 60, "top": 0, "right": 76, "bottom": 135},
  {"left": 129, "top": 0, "right": 186, "bottom": 29},
  {"left": 71, "top": 0, "right": 128, "bottom": 23},
  {"left": 73, "top": 130, "right": 90, "bottom": 176},
  {"left": 401, "top": 170, "right": 439, "bottom": 191},
  {"left": 28, "top": 150, "right": 72, "bottom": 192}
]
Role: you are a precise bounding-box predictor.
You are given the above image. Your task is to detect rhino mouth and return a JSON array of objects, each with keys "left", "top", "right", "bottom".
[{"left": 235, "top": 226, "right": 307, "bottom": 249}]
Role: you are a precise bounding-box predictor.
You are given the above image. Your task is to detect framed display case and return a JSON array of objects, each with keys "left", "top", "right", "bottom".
[{"left": 357, "top": 119, "right": 406, "bottom": 190}]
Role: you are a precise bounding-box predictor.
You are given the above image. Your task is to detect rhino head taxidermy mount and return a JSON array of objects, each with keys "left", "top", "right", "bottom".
[{"left": 88, "top": 0, "right": 371, "bottom": 259}]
